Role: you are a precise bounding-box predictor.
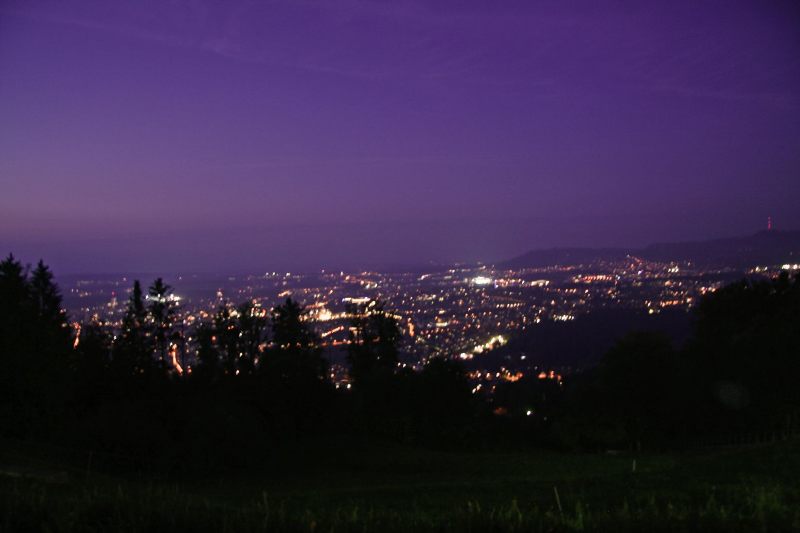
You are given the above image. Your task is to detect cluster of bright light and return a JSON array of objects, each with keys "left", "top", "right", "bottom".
[
  {"left": 471, "top": 276, "right": 493, "bottom": 286},
  {"left": 472, "top": 334, "right": 507, "bottom": 354},
  {"left": 342, "top": 297, "right": 371, "bottom": 305},
  {"left": 782, "top": 264, "right": 800, "bottom": 270},
  {"left": 320, "top": 325, "right": 345, "bottom": 338},
  {"left": 72, "top": 323, "right": 81, "bottom": 349},
  {"left": 572, "top": 274, "right": 614, "bottom": 283},
  {"left": 169, "top": 343, "right": 183, "bottom": 375},
  {"left": 538, "top": 370, "right": 562, "bottom": 382},
  {"left": 145, "top": 294, "right": 181, "bottom": 303}
]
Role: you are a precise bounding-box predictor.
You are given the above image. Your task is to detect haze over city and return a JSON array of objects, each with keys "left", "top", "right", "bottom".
[{"left": 2, "top": 0, "right": 799, "bottom": 273}]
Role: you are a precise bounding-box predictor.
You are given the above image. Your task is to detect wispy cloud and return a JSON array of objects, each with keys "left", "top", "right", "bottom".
[
  {"left": 3, "top": 0, "right": 797, "bottom": 104},
  {"left": 0, "top": 0, "right": 540, "bottom": 83}
]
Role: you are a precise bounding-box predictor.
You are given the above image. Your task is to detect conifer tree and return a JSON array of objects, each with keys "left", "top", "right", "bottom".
[
  {"left": 0, "top": 254, "right": 30, "bottom": 352},
  {"left": 114, "top": 280, "right": 151, "bottom": 376},
  {"left": 29, "top": 260, "right": 70, "bottom": 353},
  {"left": 0, "top": 254, "right": 30, "bottom": 410},
  {"left": 147, "top": 278, "right": 175, "bottom": 368},
  {"left": 267, "top": 298, "right": 326, "bottom": 382}
]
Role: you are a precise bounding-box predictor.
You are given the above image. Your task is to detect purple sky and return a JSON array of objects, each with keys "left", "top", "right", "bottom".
[{"left": 2, "top": 0, "right": 799, "bottom": 273}]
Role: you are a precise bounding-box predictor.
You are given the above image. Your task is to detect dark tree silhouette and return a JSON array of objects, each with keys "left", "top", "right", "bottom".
[
  {"left": 213, "top": 304, "right": 241, "bottom": 375},
  {"left": 72, "top": 322, "right": 114, "bottom": 411},
  {"left": 0, "top": 254, "right": 30, "bottom": 355},
  {"left": 347, "top": 300, "right": 401, "bottom": 384},
  {"left": 593, "top": 331, "right": 682, "bottom": 449},
  {"left": 147, "top": 278, "right": 176, "bottom": 370},
  {"left": 0, "top": 256, "right": 71, "bottom": 436},
  {"left": 191, "top": 301, "right": 267, "bottom": 378},
  {"left": 113, "top": 280, "right": 152, "bottom": 377},
  {"left": 687, "top": 271, "right": 800, "bottom": 435},
  {"left": 29, "top": 260, "right": 70, "bottom": 350},
  {"left": 266, "top": 298, "right": 326, "bottom": 383},
  {"left": 414, "top": 357, "right": 477, "bottom": 442},
  {"left": 0, "top": 254, "right": 32, "bottom": 428},
  {"left": 193, "top": 320, "right": 221, "bottom": 380},
  {"left": 236, "top": 301, "right": 268, "bottom": 374}
]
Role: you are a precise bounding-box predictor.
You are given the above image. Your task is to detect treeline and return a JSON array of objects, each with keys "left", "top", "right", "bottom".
[
  {"left": 0, "top": 255, "right": 480, "bottom": 471},
  {"left": 1, "top": 253, "right": 799, "bottom": 472}
]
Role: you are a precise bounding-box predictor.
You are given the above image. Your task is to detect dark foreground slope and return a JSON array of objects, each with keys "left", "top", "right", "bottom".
[{"left": 2, "top": 437, "right": 799, "bottom": 532}]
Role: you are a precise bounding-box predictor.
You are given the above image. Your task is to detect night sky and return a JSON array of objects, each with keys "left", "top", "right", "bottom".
[{"left": 2, "top": 1, "right": 799, "bottom": 273}]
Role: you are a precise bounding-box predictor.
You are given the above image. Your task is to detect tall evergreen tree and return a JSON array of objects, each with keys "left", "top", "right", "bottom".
[
  {"left": 114, "top": 280, "right": 151, "bottom": 376},
  {"left": 0, "top": 257, "right": 70, "bottom": 434},
  {"left": 29, "top": 260, "right": 70, "bottom": 353},
  {"left": 0, "top": 254, "right": 31, "bottom": 414},
  {"left": 30, "top": 261, "right": 64, "bottom": 321},
  {"left": 147, "top": 278, "right": 175, "bottom": 369},
  {"left": 0, "top": 254, "right": 30, "bottom": 352}
]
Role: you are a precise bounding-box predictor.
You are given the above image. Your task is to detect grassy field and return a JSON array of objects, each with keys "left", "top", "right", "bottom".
[{"left": 2, "top": 438, "right": 799, "bottom": 532}]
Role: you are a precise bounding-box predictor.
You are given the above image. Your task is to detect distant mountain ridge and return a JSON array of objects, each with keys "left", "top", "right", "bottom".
[{"left": 499, "top": 230, "right": 800, "bottom": 269}]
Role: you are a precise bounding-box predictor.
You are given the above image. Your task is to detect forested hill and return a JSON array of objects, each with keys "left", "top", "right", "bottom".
[
  {"left": 468, "top": 308, "right": 693, "bottom": 371},
  {"left": 500, "top": 230, "right": 800, "bottom": 269}
]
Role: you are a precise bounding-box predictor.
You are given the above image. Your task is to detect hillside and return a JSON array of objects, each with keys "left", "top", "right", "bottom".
[
  {"left": 500, "top": 230, "right": 800, "bottom": 269},
  {"left": 467, "top": 308, "right": 692, "bottom": 371}
]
